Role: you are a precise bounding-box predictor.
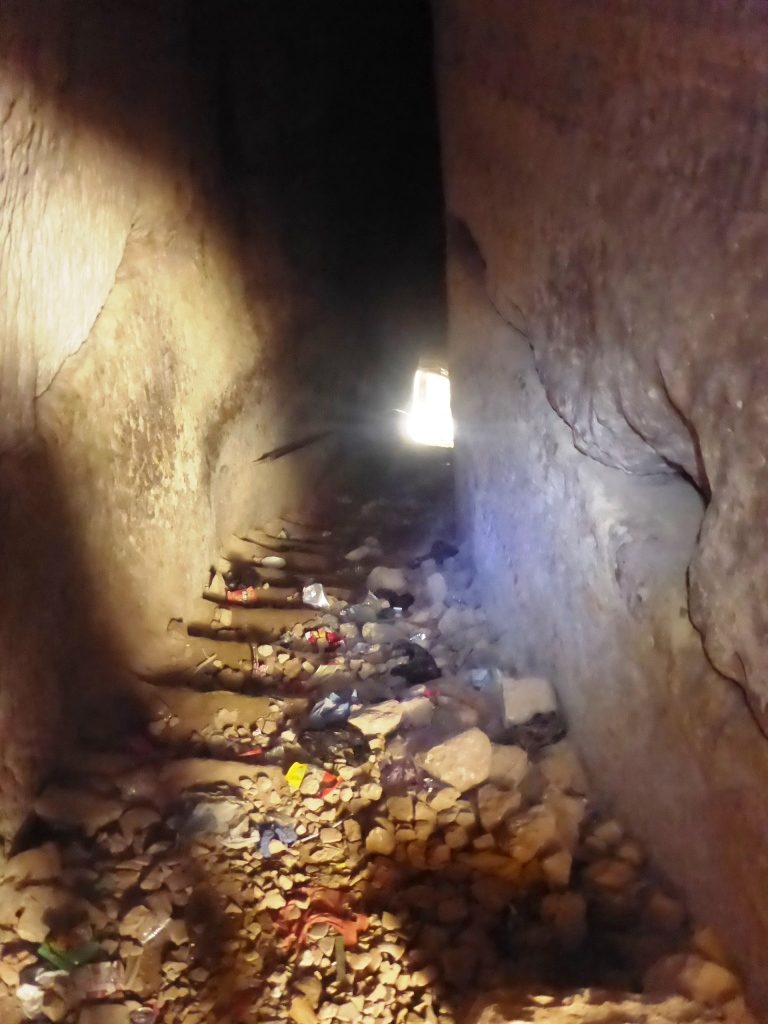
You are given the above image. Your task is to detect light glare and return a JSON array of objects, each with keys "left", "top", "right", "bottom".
[{"left": 402, "top": 365, "right": 454, "bottom": 448}]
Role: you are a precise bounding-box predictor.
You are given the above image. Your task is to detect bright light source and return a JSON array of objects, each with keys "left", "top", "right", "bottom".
[{"left": 402, "top": 361, "right": 454, "bottom": 448}]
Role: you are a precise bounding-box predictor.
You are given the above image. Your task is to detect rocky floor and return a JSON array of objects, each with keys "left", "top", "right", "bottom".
[{"left": 0, "top": 478, "right": 757, "bottom": 1024}]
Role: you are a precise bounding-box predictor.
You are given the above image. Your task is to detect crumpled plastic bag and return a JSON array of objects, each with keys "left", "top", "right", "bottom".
[
  {"left": 296, "top": 727, "right": 371, "bottom": 768},
  {"left": 380, "top": 756, "right": 426, "bottom": 795},
  {"left": 408, "top": 539, "right": 459, "bottom": 568},
  {"left": 302, "top": 583, "right": 330, "bottom": 609},
  {"left": 258, "top": 822, "right": 298, "bottom": 857},
  {"left": 391, "top": 642, "right": 441, "bottom": 685},
  {"left": 307, "top": 689, "right": 359, "bottom": 729},
  {"left": 339, "top": 592, "right": 389, "bottom": 625},
  {"left": 276, "top": 887, "right": 368, "bottom": 951}
]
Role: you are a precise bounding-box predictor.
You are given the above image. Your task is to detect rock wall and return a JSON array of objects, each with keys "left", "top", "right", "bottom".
[
  {"left": 434, "top": 0, "right": 768, "bottom": 1009},
  {"left": 0, "top": 1, "right": 441, "bottom": 840}
]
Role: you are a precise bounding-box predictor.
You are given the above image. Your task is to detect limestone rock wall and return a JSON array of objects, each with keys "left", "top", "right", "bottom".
[
  {"left": 0, "top": 0, "right": 333, "bottom": 838},
  {"left": 0, "top": 1, "right": 442, "bottom": 840},
  {"left": 434, "top": 0, "right": 768, "bottom": 1009}
]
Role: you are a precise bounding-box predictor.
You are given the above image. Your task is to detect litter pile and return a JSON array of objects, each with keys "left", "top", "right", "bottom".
[{"left": 0, "top": 505, "right": 755, "bottom": 1024}]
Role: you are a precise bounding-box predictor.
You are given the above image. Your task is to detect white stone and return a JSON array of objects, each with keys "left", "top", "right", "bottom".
[
  {"left": 423, "top": 728, "right": 492, "bottom": 792},
  {"left": 399, "top": 696, "right": 434, "bottom": 729},
  {"left": 500, "top": 676, "right": 558, "bottom": 727},
  {"left": 345, "top": 545, "right": 371, "bottom": 562},
  {"left": 488, "top": 744, "right": 529, "bottom": 788},
  {"left": 349, "top": 700, "right": 403, "bottom": 737},
  {"left": 426, "top": 572, "right": 447, "bottom": 606},
  {"left": 367, "top": 566, "right": 408, "bottom": 593}
]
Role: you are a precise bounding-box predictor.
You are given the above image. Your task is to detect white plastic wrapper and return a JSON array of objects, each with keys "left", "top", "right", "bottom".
[{"left": 302, "top": 582, "right": 330, "bottom": 609}]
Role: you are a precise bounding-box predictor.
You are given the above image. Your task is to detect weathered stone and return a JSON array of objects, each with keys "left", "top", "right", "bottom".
[
  {"left": 540, "top": 892, "right": 587, "bottom": 948},
  {"left": 500, "top": 678, "right": 557, "bottom": 728},
  {"left": 584, "top": 858, "right": 637, "bottom": 891},
  {"left": 645, "top": 954, "right": 741, "bottom": 1005},
  {"left": 290, "top": 995, "right": 318, "bottom": 1024},
  {"left": 541, "top": 849, "right": 572, "bottom": 889},
  {"left": 425, "top": 573, "right": 448, "bottom": 607},
  {"left": 537, "top": 742, "right": 588, "bottom": 795},
  {"left": 386, "top": 796, "right": 414, "bottom": 823},
  {"left": 507, "top": 807, "right": 560, "bottom": 864},
  {"left": 349, "top": 701, "right": 403, "bottom": 738},
  {"left": 435, "top": 2, "right": 768, "bottom": 1004},
  {"left": 366, "top": 827, "right": 396, "bottom": 856},
  {"left": 423, "top": 729, "right": 492, "bottom": 792},
  {"left": 399, "top": 696, "right": 435, "bottom": 729},
  {"left": 477, "top": 784, "right": 521, "bottom": 832},
  {"left": 644, "top": 891, "right": 687, "bottom": 932},
  {"left": 367, "top": 567, "right": 408, "bottom": 594},
  {"left": 488, "top": 745, "right": 529, "bottom": 788}
]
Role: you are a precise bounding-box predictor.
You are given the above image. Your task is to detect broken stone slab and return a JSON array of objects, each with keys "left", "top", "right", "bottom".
[
  {"left": 500, "top": 677, "right": 558, "bottom": 727},
  {"left": 476, "top": 785, "right": 521, "bottom": 832},
  {"left": 487, "top": 744, "right": 529, "bottom": 788},
  {"left": 348, "top": 700, "right": 403, "bottom": 738},
  {"left": 422, "top": 728, "right": 492, "bottom": 792}
]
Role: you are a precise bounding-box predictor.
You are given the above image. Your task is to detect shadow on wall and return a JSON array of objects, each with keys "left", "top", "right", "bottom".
[
  {"left": 0, "top": 442, "right": 142, "bottom": 844},
  {"left": 0, "top": 0, "right": 445, "bottom": 844}
]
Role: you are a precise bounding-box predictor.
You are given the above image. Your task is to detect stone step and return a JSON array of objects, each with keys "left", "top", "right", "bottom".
[
  {"left": 244, "top": 527, "right": 335, "bottom": 553},
  {"left": 262, "top": 517, "right": 334, "bottom": 543},
  {"left": 134, "top": 679, "right": 274, "bottom": 743},
  {"left": 202, "top": 584, "right": 303, "bottom": 608},
  {"left": 224, "top": 535, "right": 332, "bottom": 573}
]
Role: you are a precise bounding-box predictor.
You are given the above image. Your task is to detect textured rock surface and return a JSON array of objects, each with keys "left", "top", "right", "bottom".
[
  {"left": 435, "top": 0, "right": 768, "bottom": 1010},
  {"left": 0, "top": 2, "right": 442, "bottom": 840}
]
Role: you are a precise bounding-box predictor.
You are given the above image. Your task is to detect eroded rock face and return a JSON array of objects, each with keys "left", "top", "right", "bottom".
[
  {"left": 0, "top": 2, "right": 442, "bottom": 840},
  {"left": 435, "top": 0, "right": 768, "bottom": 718},
  {"left": 434, "top": 0, "right": 768, "bottom": 1010}
]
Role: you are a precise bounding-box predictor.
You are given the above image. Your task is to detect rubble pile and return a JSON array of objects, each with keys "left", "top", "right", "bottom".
[{"left": 0, "top": 504, "right": 754, "bottom": 1024}]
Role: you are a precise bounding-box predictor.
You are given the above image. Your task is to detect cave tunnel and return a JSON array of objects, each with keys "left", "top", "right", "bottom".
[{"left": 0, "top": 2, "right": 766, "bottom": 1022}]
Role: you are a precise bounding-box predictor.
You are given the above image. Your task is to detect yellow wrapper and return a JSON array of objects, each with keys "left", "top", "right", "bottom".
[{"left": 285, "top": 762, "right": 309, "bottom": 790}]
